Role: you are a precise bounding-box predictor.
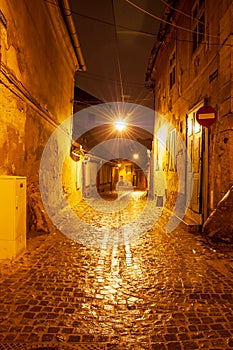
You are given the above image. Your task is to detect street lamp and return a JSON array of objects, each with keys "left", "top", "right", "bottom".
[{"left": 114, "top": 120, "right": 126, "bottom": 131}]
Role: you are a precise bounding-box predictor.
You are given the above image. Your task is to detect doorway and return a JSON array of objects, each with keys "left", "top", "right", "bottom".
[{"left": 186, "top": 106, "right": 207, "bottom": 224}]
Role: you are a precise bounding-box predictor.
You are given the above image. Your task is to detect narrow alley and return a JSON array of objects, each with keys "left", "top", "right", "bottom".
[
  {"left": 0, "top": 194, "right": 233, "bottom": 350},
  {"left": 1, "top": 0, "right": 233, "bottom": 349}
]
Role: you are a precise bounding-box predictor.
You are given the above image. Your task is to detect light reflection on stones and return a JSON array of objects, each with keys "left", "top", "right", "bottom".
[{"left": 0, "top": 191, "right": 233, "bottom": 348}]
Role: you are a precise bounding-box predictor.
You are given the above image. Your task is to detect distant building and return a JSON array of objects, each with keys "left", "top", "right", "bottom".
[
  {"left": 73, "top": 86, "right": 103, "bottom": 113},
  {"left": 146, "top": 0, "right": 233, "bottom": 234},
  {"left": 72, "top": 88, "right": 148, "bottom": 198}
]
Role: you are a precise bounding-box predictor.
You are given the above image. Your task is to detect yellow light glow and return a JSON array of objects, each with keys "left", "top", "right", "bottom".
[
  {"left": 114, "top": 120, "right": 126, "bottom": 131},
  {"left": 133, "top": 153, "right": 139, "bottom": 160},
  {"left": 194, "top": 120, "right": 201, "bottom": 133}
]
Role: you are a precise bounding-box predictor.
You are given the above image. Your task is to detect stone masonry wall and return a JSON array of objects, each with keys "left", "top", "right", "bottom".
[
  {"left": 152, "top": 0, "right": 233, "bottom": 232},
  {"left": 0, "top": 0, "right": 83, "bottom": 234}
]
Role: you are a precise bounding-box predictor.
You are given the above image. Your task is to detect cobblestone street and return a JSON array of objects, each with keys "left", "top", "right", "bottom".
[{"left": 0, "top": 194, "right": 233, "bottom": 350}]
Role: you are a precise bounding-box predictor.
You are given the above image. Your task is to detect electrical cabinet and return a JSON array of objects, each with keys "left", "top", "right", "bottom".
[{"left": 0, "top": 176, "right": 26, "bottom": 259}]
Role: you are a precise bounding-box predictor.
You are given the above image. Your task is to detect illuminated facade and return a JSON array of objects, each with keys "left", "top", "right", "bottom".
[
  {"left": 147, "top": 0, "right": 233, "bottom": 238},
  {"left": 0, "top": 0, "right": 86, "bottom": 232}
]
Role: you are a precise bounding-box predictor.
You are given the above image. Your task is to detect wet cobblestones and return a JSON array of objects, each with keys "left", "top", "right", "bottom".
[{"left": 0, "top": 195, "right": 233, "bottom": 349}]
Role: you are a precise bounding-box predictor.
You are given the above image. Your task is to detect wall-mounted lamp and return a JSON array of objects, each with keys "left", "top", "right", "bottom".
[{"left": 70, "top": 141, "right": 85, "bottom": 161}]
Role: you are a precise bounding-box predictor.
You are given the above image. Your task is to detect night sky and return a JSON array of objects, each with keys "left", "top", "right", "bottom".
[{"left": 70, "top": 0, "right": 165, "bottom": 108}]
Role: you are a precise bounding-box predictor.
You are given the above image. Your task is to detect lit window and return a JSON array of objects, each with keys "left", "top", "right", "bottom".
[{"left": 168, "top": 129, "right": 177, "bottom": 171}]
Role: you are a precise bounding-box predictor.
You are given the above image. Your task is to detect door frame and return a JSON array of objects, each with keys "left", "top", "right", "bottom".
[{"left": 186, "top": 101, "right": 208, "bottom": 224}]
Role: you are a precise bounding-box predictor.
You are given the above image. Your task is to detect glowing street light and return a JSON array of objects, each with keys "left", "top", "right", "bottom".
[{"left": 114, "top": 120, "right": 126, "bottom": 131}]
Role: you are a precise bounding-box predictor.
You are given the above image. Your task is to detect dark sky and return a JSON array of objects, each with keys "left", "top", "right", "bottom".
[{"left": 71, "top": 0, "right": 165, "bottom": 108}]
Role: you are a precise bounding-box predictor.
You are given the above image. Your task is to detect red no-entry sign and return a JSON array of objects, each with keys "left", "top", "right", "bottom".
[{"left": 196, "top": 106, "right": 217, "bottom": 127}]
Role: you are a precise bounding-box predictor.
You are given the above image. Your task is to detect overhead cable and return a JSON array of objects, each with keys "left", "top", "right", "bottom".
[
  {"left": 124, "top": 0, "right": 219, "bottom": 39},
  {"left": 160, "top": 0, "right": 204, "bottom": 24},
  {"left": 111, "top": 0, "right": 125, "bottom": 102},
  {"left": 43, "top": 0, "right": 157, "bottom": 36},
  {"left": 44, "top": 0, "right": 224, "bottom": 44}
]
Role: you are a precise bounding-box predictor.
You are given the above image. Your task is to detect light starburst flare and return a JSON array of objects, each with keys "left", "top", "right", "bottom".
[{"left": 114, "top": 120, "right": 126, "bottom": 131}]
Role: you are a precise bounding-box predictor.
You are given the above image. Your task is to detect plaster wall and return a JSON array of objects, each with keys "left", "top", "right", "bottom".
[
  {"left": 152, "top": 0, "right": 233, "bottom": 215},
  {"left": 0, "top": 0, "right": 83, "bottom": 232}
]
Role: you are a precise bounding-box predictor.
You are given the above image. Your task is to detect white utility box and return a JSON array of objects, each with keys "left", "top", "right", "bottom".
[{"left": 0, "top": 176, "right": 26, "bottom": 259}]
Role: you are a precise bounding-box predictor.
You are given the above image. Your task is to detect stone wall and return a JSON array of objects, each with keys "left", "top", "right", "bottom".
[
  {"left": 202, "top": 186, "right": 233, "bottom": 243},
  {"left": 0, "top": 0, "right": 84, "bottom": 234},
  {"left": 150, "top": 0, "right": 233, "bottom": 230}
]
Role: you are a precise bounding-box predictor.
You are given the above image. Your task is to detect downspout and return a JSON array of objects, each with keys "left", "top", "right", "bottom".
[{"left": 60, "top": 0, "right": 87, "bottom": 72}]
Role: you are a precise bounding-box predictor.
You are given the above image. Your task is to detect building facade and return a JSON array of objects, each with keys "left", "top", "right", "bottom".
[
  {"left": 146, "top": 0, "right": 233, "bottom": 238},
  {"left": 0, "top": 0, "right": 86, "bottom": 234},
  {"left": 72, "top": 90, "right": 150, "bottom": 199}
]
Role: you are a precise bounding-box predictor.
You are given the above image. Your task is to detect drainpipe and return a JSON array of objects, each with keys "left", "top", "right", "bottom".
[{"left": 60, "top": 0, "right": 87, "bottom": 72}]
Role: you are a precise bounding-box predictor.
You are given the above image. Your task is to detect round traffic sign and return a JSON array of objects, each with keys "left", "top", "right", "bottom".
[{"left": 196, "top": 106, "right": 217, "bottom": 127}]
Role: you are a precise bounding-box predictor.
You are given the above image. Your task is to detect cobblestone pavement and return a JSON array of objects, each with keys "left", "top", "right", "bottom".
[{"left": 0, "top": 193, "right": 233, "bottom": 350}]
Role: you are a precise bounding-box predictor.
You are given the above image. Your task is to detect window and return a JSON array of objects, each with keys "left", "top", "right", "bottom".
[
  {"left": 192, "top": 0, "right": 205, "bottom": 53},
  {"left": 157, "top": 82, "right": 161, "bottom": 110},
  {"left": 198, "top": 13, "right": 205, "bottom": 44},
  {"left": 199, "top": 0, "right": 205, "bottom": 7},
  {"left": 0, "top": 9, "right": 7, "bottom": 65},
  {"left": 169, "top": 51, "right": 176, "bottom": 89},
  {"left": 168, "top": 129, "right": 177, "bottom": 171}
]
